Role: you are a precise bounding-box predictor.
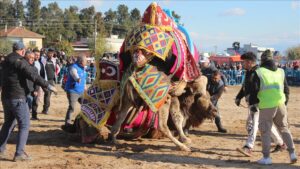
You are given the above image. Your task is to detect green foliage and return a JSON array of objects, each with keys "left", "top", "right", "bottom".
[
  {"left": 55, "top": 40, "right": 74, "bottom": 56},
  {"left": 0, "top": 39, "right": 13, "bottom": 55},
  {"left": 286, "top": 45, "right": 300, "bottom": 60}
]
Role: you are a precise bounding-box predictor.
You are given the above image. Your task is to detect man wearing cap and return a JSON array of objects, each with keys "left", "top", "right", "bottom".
[
  {"left": 249, "top": 50, "right": 297, "bottom": 165},
  {"left": 0, "top": 42, "right": 57, "bottom": 161},
  {"left": 235, "top": 52, "right": 286, "bottom": 157},
  {"left": 41, "top": 48, "right": 57, "bottom": 114},
  {"left": 200, "top": 56, "right": 228, "bottom": 133}
]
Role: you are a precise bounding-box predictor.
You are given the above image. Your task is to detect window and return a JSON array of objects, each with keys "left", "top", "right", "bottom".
[{"left": 29, "top": 41, "right": 36, "bottom": 46}]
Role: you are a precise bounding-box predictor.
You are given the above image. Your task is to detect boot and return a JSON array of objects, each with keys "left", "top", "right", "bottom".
[{"left": 215, "top": 116, "right": 227, "bottom": 133}]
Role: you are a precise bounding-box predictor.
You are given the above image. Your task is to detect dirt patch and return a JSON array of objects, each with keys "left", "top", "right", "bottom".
[{"left": 0, "top": 86, "right": 299, "bottom": 169}]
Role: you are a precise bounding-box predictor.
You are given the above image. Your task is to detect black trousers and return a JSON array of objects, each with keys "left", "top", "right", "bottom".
[{"left": 43, "top": 80, "right": 54, "bottom": 113}]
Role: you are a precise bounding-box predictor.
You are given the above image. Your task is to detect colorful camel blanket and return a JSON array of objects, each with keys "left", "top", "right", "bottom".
[
  {"left": 79, "top": 59, "right": 120, "bottom": 129},
  {"left": 129, "top": 64, "right": 170, "bottom": 112},
  {"left": 125, "top": 24, "right": 174, "bottom": 61}
]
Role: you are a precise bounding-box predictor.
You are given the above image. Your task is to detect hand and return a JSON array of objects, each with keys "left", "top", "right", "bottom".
[
  {"left": 224, "top": 86, "right": 228, "bottom": 93},
  {"left": 250, "top": 105, "right": 258, "bottom": 112},
  {"left": 77, "top": 78, "right": 81, "bottom": 83},
  {"left": 235, "top": 98, "right": 241, "bottom": 106},
  {"left": 33, "top": 91, "right": 38, "bottom": 96},
  {"left": 47, "top": 84, "right": 58, "bottom": 95}
]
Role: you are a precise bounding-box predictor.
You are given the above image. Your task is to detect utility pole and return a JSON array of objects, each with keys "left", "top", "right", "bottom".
[{"left": 94, "top": 19, "right": 97, "bottom": 56}]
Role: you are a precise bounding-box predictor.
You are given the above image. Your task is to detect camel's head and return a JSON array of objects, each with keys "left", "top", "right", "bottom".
[{"left": 194, "top": 92, "right": 218, "bottom": 120}]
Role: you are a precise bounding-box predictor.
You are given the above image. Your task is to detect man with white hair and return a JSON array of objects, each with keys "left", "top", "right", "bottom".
[{"left": 64, "top": 56, "right": 87, "bottom": 125}]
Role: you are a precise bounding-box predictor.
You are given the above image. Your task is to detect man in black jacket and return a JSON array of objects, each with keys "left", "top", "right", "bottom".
[
  {"left": 235, "top": 52, "right": 285, "bottom": 157},
  {"left": 0, "top": 42, "right": 57, "bottom": 161},
  {"left": 41, "top": 48, "right": 57, "bottom": 114}
]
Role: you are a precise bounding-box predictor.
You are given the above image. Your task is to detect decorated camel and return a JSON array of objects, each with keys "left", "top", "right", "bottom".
[{"left": 63, "top": 2, "right": 217, "bottom": 151}]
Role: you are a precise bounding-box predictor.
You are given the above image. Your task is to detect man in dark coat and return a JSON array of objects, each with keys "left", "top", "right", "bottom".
[{"left": 0, "top": 42, "right": 57, "bottom": 161}]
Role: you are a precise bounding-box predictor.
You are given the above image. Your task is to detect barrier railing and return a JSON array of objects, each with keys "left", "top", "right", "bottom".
[{"left": 220, "top": 69, "right": 300, "bottom": 86}]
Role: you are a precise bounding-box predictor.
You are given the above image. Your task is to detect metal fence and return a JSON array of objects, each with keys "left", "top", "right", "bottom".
[{"left": 220, "top": 69, "right": 300, "bottom": 86}]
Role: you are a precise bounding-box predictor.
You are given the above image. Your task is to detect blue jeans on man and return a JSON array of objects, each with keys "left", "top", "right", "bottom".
[{"left": 0, "top": 99, "right": 30, "bottom": 156}]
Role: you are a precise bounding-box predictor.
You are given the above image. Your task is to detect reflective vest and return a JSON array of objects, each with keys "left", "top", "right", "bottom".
[{"left": 256, "top": 67, "right": 286, "bottom": 109}]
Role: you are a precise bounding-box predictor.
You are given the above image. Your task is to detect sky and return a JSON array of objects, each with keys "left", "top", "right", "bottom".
[{"left": 38, "top": 0, "right": 300, "bottom": 54}]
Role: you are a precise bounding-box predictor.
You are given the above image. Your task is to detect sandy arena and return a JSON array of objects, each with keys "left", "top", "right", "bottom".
[{"left": 0, "top": 85, "right": 299, "bottom": 169}]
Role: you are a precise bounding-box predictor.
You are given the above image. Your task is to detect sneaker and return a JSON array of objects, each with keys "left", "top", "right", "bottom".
[
  {"left": 13, "top": 152, "right": 31, "bottom": 162},
  {"left": 271, "top": 143, "right": 287, "bottom": 153},
  {"left": 257, "top": 157, "right": 272, "bottom": 165},
  {"left": 0, "top": 151, "right": 6, "bottom": 159},
  {"left": 290, "top": 152, "right": 298, "bottom": 164},
  {"left": 236, "top": 146, "right": 252, "bottom": 157}
]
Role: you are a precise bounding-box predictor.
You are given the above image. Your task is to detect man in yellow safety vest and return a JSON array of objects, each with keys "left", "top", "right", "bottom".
[{"left": 249, "top": 50, "right": 297, "bottom": 165}]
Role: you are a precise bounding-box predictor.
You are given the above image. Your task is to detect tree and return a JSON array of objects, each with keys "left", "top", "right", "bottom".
[
  {"left": 63, "top": 6, "right": 81, "bottom": 41},
  {"left": 0, "top": 0, "right": 14, "bottom": 28},
  {"left": 0, "top": 39, "right": 13, "bottom": 55},
  {"left": 130, "top": 8, "right": 141, "bottom": 27},
  {"left": 26, "top": 0, "right": 41, "bottom": 31},
  {"left": 40, "top": 2, "right": 64, "bottom": 46},
  {"left": 116, "top": 4, "right": 130, "bottom": 38},
  {"left": 14, "top": 0, "right": 24, "bottom": 20},
  {"left": 172, "top": 11, "right": 182, "bottom": 25},
  {"left": 286, "top": 45, "right": 300, "bottom": 60},
  {"left": 104, "top": 8, "right": 117, "bottom": 36},
  {"left": 79, "top": 6, "right": 95, "bottom": 38},
  {"left": 55, "top": 40, "right": 74, "bottom": 56}
]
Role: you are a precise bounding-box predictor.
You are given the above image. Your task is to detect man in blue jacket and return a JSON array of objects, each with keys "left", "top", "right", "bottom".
[{"left": 64, "top": 56, "right": 87, "bottom": 125}]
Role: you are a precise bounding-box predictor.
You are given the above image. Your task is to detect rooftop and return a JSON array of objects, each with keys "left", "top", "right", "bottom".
[{"left": 0, "top": 26, "right": 45, "bottom": 38}]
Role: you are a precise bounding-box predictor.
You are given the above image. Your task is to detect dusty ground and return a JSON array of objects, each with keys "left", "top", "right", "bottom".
[{"left": 0, "top": 86, "right": 299, "bottom": 169}]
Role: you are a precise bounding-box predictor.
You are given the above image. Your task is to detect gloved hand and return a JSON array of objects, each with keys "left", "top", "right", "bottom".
[
  {"left": 235, "top": 98, "right": 241, "bottom": 106},
  {"left": 250, "top": 105, "right": 258, "bottom": 112},
  {"left": 47, "top": 84, "right": 58, "bottom": 95}
]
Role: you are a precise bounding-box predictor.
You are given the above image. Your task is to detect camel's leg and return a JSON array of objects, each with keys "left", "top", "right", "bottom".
[
  {"left": 169, "top": 97, "right": 191, "bottom": 144},
  {"left": 158, "top": 96, "right": 191, "bottom": 151},
  {"left": 110, "top": 103, "right": 133, "bottom": 144}
]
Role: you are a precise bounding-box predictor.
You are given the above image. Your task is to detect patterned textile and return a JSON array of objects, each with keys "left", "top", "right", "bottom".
[
  {"left": 169, "top": 29, "right": 201, "bottom": 82},
  {"left": 79, "top": 59, "right": 120, "bottom": 129},
  {"left": 129, "top": 64, "right": 170, "bottom": 112},
  {"left": 125, "top": 24, "right": 174, "bottom": 61},
  {"left": 142, "top": 2, "right": 176, "bottom": 30}
]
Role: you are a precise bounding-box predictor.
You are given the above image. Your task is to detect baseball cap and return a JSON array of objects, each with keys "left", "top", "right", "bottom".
[
  {"left": 12, "top": 42, "right": 25, "bottom": 51},
  {"left": 200, "top": 56, "right": 210, "bottom": 63}
]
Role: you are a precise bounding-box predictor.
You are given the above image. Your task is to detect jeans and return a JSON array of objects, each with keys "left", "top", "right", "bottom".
[
  {"left": 26, "top": 94, "right": 33, "bottom": 110},
  {"left": 0, "top": 99, "right": 30, "bottom": 156},
  {"left": 65, "top": 92, "right": 82, "bottom": 124}
]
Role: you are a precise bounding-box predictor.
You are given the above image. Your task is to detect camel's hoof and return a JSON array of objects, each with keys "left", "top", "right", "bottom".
[
  {"left": 179, "top": 137, "right": 192, "bottom": 144},
  {"left": 179, "top": 145, "right": 191, "bottom": 152}
]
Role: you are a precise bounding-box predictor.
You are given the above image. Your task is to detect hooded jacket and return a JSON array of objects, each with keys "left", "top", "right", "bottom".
[{"left": 249, "top": 60, "right": 289, "bottom": 106}]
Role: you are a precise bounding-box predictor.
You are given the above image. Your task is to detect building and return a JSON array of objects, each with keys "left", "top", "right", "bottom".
[
  {"left": 226, "top": 43, "right": 275, "bottom": 61},
  {"left": 0, "top": 25, "right": 44, "bottom": 50},
  {"left": 243, "top": 43, "right": 275, "bottom": 61},
  {"left": 71, "top": 38, "right": 92, "bottom": 57},
  {"left": 105, "top": 35, "right": 124, "bottom": 53}
]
